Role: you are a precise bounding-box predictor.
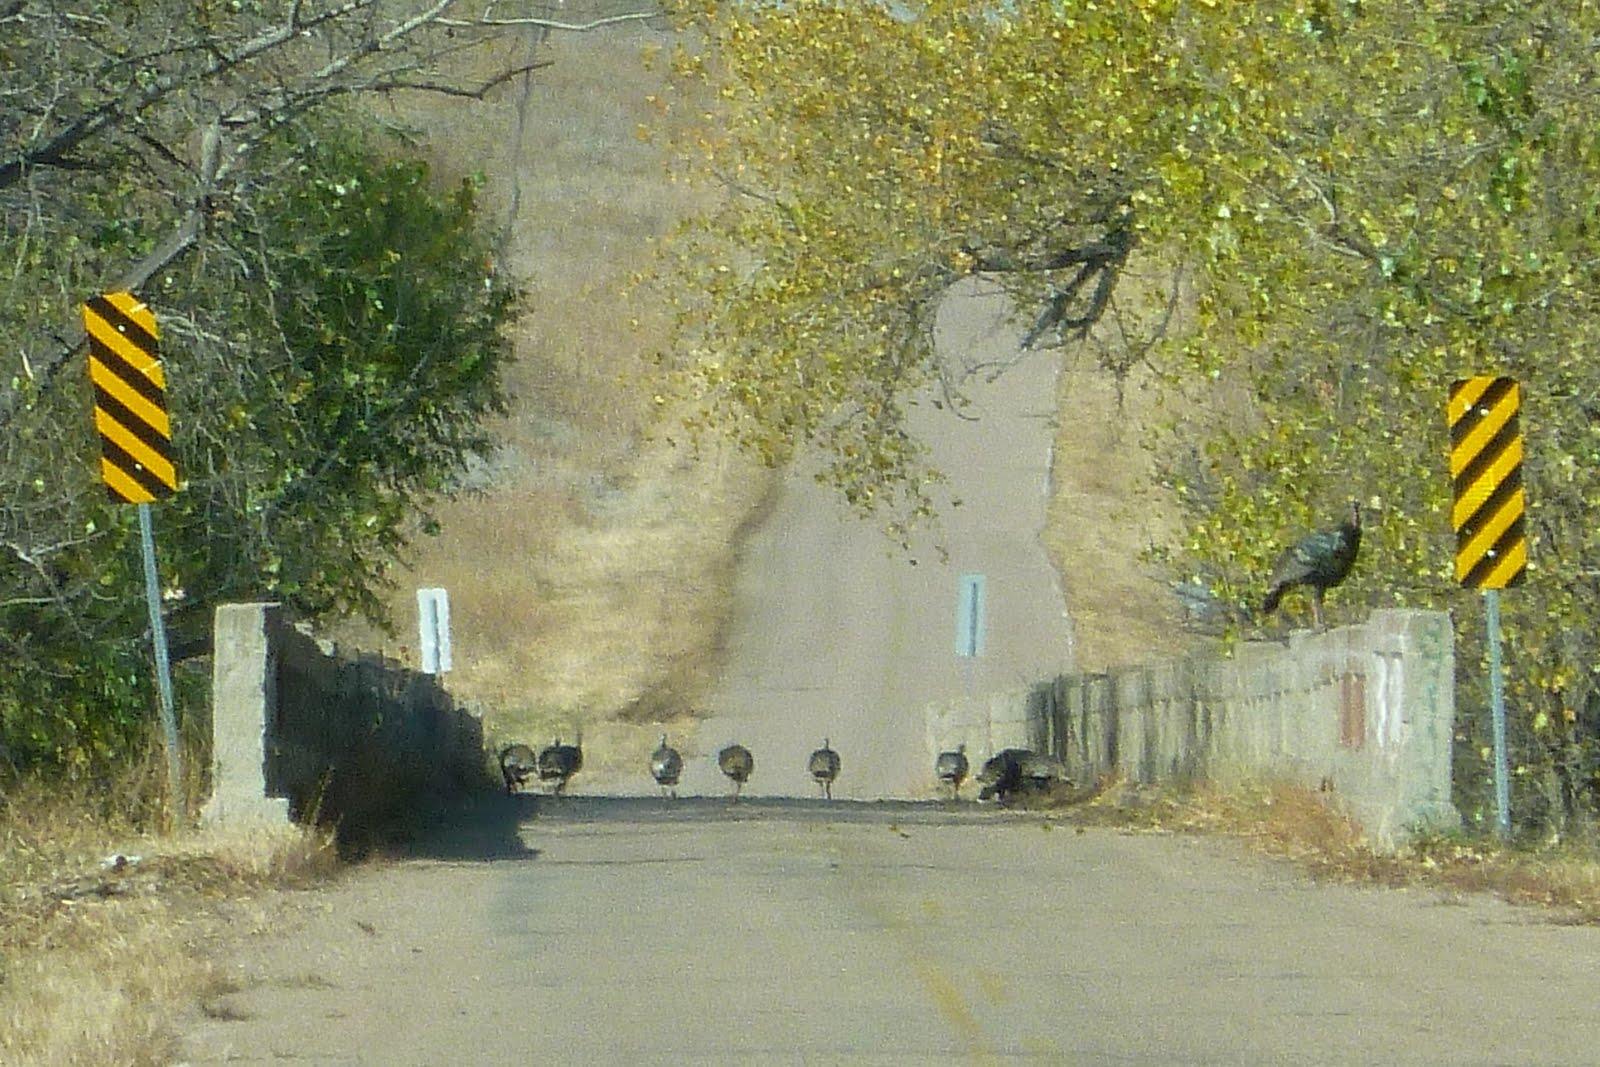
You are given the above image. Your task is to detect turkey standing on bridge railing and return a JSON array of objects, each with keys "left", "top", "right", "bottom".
[{"left": 1262, "top": 500, "right": 1362, "bottom": 632}]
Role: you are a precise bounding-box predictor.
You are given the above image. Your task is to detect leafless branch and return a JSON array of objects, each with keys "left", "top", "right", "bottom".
[
  {"left": 0, "top": 0, "right": 377, "bottom": 189},
  {"left": 438, "top": 10, "right": 661, "bottom": 32}
]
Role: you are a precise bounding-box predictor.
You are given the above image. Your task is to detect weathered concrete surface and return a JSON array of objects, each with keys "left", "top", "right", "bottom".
[
  {"left": 942, "top": 611, "right": 1459, "bottom": 849},
  {"left": 682, "top": 282, "right": 1074, "bottom": 800},
  {"left": 205, "top": 603, "right": 486, "bottom": 830},
  {"left": 180, "top": 799, "right": 1600, "bottom": 1065},
  {"left": 204, "top": 604, "right": 290, "bottom": 825}
]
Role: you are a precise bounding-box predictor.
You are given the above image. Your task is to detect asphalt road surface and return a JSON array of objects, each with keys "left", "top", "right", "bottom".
[{"left": 179, "top": 797, "right": 1600, "bottom": 1065}]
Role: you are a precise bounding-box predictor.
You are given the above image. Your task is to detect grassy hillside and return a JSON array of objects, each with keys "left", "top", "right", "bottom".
[
  {"left": 340, "top": 21, "right": 1187, "bottom": 776},
  {"left": 327, "top": 24, "right": 770, "bottom": 775}
]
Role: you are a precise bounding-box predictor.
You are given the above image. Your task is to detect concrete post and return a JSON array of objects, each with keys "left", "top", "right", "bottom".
[{"left": 203, "top": 603, "right": 290, "bottom": 825}]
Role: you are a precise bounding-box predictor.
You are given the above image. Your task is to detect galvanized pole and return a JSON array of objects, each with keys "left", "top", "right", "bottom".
[
  {"left": 138, "top": 502, "right": 184, "bottom": 820},
  {"left": 1485, "top": 588, "right": 1510, "bottom": 838}
]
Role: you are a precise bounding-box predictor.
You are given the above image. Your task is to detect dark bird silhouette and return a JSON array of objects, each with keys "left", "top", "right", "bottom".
[
  {"left": 1262, "top": 500, "right": 1362, "bottom": 631},
  {"left": 537, "top": 736, "right": 583, "bottom": 796},
  {"left": 718, "top": 743, "right": 754, "bottom": 801},
  {"left": 808, "top": 738, "right": 841, "bottom": 799},
  {"left": 650, "top": 734, "right": 683, "bottom": 797},
  {"left": 935, "top": 743, "right": 969, "bottom": 800},
  {"left": 498, "top": 743, "right": 537, "bottom": 795},
  {"left": 975, "top": 748, "right": 1069, "bottom": 803}
]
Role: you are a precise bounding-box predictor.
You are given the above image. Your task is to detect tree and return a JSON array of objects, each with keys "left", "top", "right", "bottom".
[
  {"left": 654, "top": 0, "right": 1189, "bottom": 531},
  {"left": 657, "top": 0, "right": 1600, "bottom": 834},
  {"left": 0, "top": 1, "right": 658, "bottom": 775},
  {"left": 1, "top": 118, "right": 517, "bottom": 773},
  {"left": 0, "top": 0, "right": 661, "bottom": 431}
]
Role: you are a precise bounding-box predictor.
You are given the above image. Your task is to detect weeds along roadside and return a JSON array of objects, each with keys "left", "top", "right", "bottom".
[
  {"left": 6, "top": 763, "right": 1599, "bottom": 1064},
  {"left": 0, "top": 762, "right": 340, "bottom": 1066},
  {"left": 1021, "top": 778, "right": 1600, "bottom": 925}
]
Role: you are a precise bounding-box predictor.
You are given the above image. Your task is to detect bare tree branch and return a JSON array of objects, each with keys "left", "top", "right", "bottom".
[
  {"left": 0, "top": 0, "right": 593, "bottom": 434},
  {"left": 438, "top": 10, "right": 661, "bottom": 32},
  {"left": 0, "top": 0, "right": 378, "bottom": 189}
]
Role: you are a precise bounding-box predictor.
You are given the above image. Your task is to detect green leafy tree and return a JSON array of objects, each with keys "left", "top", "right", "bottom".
[
  {"left": 1, "top": 1, "right": 657, "bottom": 778},
  {"left": 657, "top": 0, "right": 1600, "bottom": 834},
  {"left": 1, "top": 119, "right": 517, "bottom": 774}
]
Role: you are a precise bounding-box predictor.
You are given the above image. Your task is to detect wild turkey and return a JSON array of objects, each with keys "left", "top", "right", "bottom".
[
  {"left": 717, "top": 743, "right": 754, "bottom": 801},
  {"left": 1262, "top": 500, "right": 1362, "bottom": 631},
  {"left": 498, "top": 743, "right": 537, "bottom": 795},
  {"left": 537, "top": 736, "right": 583, "bottom": 796},
  {"left": 650, "top": 734, "right": 683, "bottom": 797},
  {"left": 976, "top": 748, "right": 1069, "bottom": 804},
  {"left": 935, "top": 743, "right": 969, "bottom": 800},
  {"left": 807, "top": 738, "right": 841, "bottom": 799}
]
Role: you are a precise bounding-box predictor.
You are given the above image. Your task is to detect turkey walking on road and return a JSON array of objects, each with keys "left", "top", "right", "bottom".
[
  {"left": 650, "top": 735, "right": 683, "bottom": 797},
  {"left": 976, "top": 749, "right": 1070, "bottom": 804},
  {"left": 1262, "top": 500, "right": 1362, "bottom": 631},
  {"left": 718, "top": 743, "right": 754, "bottom": 801},
  {"left": 808, "top": 739, "right": 841, "bottom": 800},
  {"left": 499, "top": 743, "right": 537, "bottom": 795},
  {"left": 935, "top": 744, "right": 969, "bottom": 800},
  {"left": 537, "top": 736, "right": 583, "bottom": 796}
]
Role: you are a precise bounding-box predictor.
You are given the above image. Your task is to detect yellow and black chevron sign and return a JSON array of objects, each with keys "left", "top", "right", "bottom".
[
  {"left": 82, "top": 292, "right": 178, "bottom": 504},
  {"left": 1448, "top": 375, "right": 1525, "bottom": 589}
]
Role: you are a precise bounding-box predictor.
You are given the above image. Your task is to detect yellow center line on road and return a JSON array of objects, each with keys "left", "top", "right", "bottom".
[
  {"left": 910, "top": 954, "right": 995, "bottom": 1062},
  {"left": 851, "top": 888, "right": 998, "bottom": 1065},
  {"left": 832, "top": 829, "right": 1037, "bottom": 1066}
]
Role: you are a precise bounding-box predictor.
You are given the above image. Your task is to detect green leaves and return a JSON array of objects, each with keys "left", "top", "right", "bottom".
[
  {"left": 661, "top": 0, "right": 1600, "bottom": 830},
  {"left": 0, "top": 116, "right": 516, "bottom": 775}
]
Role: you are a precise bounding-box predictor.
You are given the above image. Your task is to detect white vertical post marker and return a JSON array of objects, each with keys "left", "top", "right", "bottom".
[
  {"left": 417, "top": 587, "right": 452, "bottom": 674},
  {"left": 956, "top": 574, "right": 986, "bottom": 659}
]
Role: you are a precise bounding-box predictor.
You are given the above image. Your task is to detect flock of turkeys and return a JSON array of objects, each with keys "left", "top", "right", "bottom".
[{"left": 495, "top": 501, "right": 1362, "bottom": 802}]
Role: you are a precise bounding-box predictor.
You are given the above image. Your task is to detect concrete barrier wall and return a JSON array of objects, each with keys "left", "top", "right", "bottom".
[
  {"left": 929, "top": 610, "right": 1459, "bottom": 849},
  {"left": 204, "top": 602, "right": 486, "bottom": 828}
]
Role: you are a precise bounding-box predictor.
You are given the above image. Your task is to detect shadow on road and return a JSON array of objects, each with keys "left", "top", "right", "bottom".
[
  {"left": 514, "top": 794, "right": 999, "bottom": 826},
  {"left": 368, "top": 785, "right": 1044, "bottom": 866},
  {"left": 381, "top": 792, "right": 545, "bottom": 863},
  {"left": 383, "top": 790, "right": 1016, "bottom": 863}
]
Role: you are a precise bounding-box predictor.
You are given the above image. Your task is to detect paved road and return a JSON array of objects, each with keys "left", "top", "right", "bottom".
[
  {"left": 681, "top": 281, "right": 1076, "bottom": 803},
  {"left": 180, "top": 797, "right": 1600, "bottom": 1065}
]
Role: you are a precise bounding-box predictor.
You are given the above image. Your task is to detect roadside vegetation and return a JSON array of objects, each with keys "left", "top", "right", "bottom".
[
  {"left": 0, "top": 763, "right": 338, "bottom": 1065},
  {"left": 8, "top": 0, "right": 1600, "bottom": 1060},
  {"left": 651, "top": 0, "right": 1600, "bottom": 840},
  {"left": 1034, "top": 780, "right": 1600, "bottom": 925}
]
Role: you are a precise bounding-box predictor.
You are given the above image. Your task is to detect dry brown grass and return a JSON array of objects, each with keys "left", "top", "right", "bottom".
[
  {"left": 1045, "top": 361, "right": 1195, "bottom": 672},
  {"left": 327, "top": 26, "right": 777, "bottom": 779},
  {"left": 0, "top": 778, "right": 338, "bottom": 1065},
  {"left": 1043, "top": 255, "right": 1205, "bottom": 673},
  {"left": 1030, "top": 779, "right": 1600, "bottom": 924}
]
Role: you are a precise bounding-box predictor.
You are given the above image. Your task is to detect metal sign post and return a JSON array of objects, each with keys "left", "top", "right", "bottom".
[
  {"left": 83, "top": 292, "right": 184, "bottom": 818},
  {"left": 138, "top": 502, "right": 182, "bottom": 815},
  {"left": 1484, "top": 589, "right": 1510, "bottom": 838},
  {"left": 1447, "top": 376, "right": 1526, "bottom": 838}
]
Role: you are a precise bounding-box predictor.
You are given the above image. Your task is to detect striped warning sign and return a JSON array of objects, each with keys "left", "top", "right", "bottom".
[
  {"left": 82, "top": 292, "right": 177, "bottom": 504},
  {"left": 1448, "top": 376, "right": 1525, "bottom": 589}
]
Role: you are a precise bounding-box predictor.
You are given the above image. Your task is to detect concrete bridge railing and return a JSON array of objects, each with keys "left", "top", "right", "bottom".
[
  {"left": 204, "top": 602, "right": 487, "bottom": 829},
  {"left": 928, "top": 610, "right": 1459, "bottom": 849}
]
